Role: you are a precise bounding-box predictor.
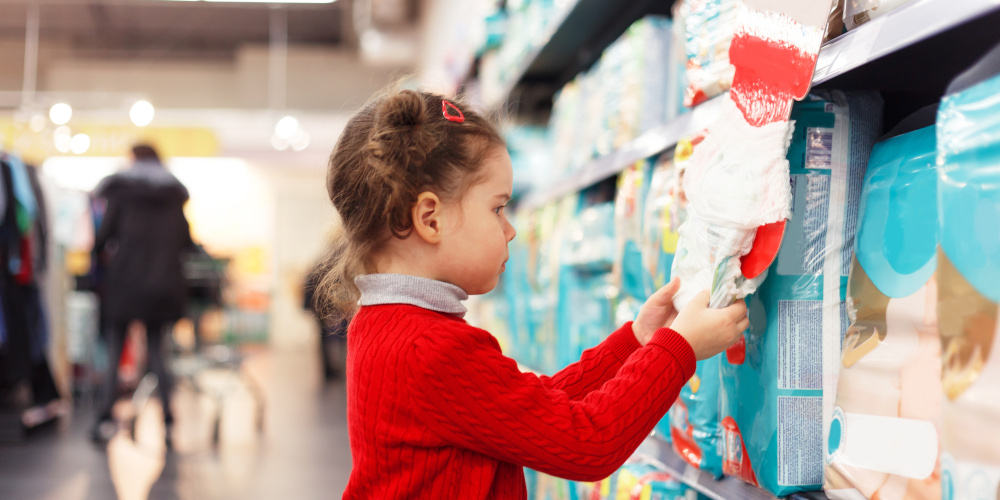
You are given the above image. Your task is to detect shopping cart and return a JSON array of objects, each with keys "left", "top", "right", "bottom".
[{"left": 129, "top": 249, "right": 267, "bottom": 445}]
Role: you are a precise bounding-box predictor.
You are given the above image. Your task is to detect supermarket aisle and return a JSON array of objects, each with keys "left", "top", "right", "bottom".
[{"left": 0, "top": 348, "right": 352, "bottom": 500}]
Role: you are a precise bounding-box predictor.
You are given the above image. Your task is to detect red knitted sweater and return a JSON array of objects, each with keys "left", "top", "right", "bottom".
[{"left": 342, "top": 304, "right": 696, "bottom": 499}]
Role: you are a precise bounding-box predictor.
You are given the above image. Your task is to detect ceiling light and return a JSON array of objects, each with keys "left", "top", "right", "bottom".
[
  {"left": 291, "top": 130, "right": 310, "bottom": 151},
  {"left": 49, "top": 103, "right": 72, "bottom": 125},
  {"left": 71, "top": 134, "right": 91, "bottom": 155},
  {"left": 29, "top": 114, "right": 46, "bottom": 133},
  {"left": 274, "top": 115, "right": 299, "bottom": 141},
  {"left": 271, "top": 134, "right": 289, "bottom": 151},
  {"left": 53, "top": 126, "right": 72, "bottom": 153},
  {"left": 130, "top": 100, "right": 155, "bottom": 127}
]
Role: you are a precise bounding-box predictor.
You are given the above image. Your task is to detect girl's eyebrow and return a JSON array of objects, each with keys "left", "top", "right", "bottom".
[{"left": 495, "top": 193, "right": 511, "bottom": 202}]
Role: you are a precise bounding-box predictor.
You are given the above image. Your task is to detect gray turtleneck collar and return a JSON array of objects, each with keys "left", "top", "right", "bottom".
[{"left": 355, "top": 273, "right": 468, "bottom": 318}]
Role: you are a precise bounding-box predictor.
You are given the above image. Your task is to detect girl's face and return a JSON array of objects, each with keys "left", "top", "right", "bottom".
[{"left": 438, "top": 146, "right": 516, "bottom": 295}]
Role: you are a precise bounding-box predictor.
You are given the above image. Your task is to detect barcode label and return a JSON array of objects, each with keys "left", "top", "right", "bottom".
[{"left": 805, "top": 127, "right": 834, "bottom": 169}]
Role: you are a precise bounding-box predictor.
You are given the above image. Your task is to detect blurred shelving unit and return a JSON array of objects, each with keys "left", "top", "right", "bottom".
[{"left": 506, "top": 0, "right": 1000, "bottom": 212}]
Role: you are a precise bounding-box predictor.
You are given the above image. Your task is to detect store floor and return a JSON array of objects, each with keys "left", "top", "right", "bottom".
[{"left": 0, "top": 348, "right": 352, "bottom": 500}]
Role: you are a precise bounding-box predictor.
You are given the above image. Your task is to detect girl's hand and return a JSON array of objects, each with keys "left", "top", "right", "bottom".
[
  {"left": 671, "top": 290, "right": 749, "bottom": 360},
  {"left": 633, "top": 278, "right": 682, "bottom": 346}
]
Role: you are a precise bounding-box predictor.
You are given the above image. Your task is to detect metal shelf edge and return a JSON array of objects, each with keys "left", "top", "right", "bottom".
[
  {"left": 813, "top": 0, "right": 1000, "bottom": 84},
  {"left": 636, "top": 435, "right": 829, "bottom": 500}
]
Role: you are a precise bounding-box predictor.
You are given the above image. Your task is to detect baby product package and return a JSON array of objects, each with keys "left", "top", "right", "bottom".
[
  {"left": 615, "top": 161, "right": 655, "bottom": 304},
  {"left": 673, "top": 0, "right": 739, "bottom": 108},
  {"left": 640, "top": 154, "right": 682, "bottom": 292},
  {"left": 825, "top": 119, "right": 943, "bottom": 499},
  {"left": 579, "top": 461, "right": 695, "bottom": 500},
  {"left": 844, "top": 0, "right": 917, "bottom": 31},
  {"left": 558, "top": 202, "right": 617, "bottom": 370},
  {"left": 936, "top": 45, "right": 1000, "bottom": 500},
  {"left": 718, "top": 92, "right": 883, "bottom": 497},
  {"left": 641, "top": 151, "right": 689, "bottom": 443},
  {"left": 660, "top": 135, "right": 723, "bottom": 477},
  {"left": 668, "top": 352, "right": 724, "bottom": 478}
]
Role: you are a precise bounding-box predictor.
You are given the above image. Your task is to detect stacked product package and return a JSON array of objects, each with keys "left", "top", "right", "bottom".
[
  {"left": 718, "top": 92, "right": 883, "bottom": 497},
  {"left": 843, "top": 0, "right": 917, "bottom": 30},
  {"left": 557, "top": 201, "right": 618, "bottom": 370},
  {"left": 935, "top": 44, "right": 1000, "bottom": 500},
  {"left": 578, "top": 460, "right": 697, "bottom": 500},
  {"left": 673, "top": 0, "right": 739, "bottom": 107},
  {"left": 824, "top": 107, "right": 943, "bottom": 499},
  {"left": 664, "top": 135, "right": 726, "bottom": 479},
  {"left": 549, "top": 17, "right": 679, "bottom": 177},
  {"left": 613, "top": 160, "right": 655, "bottom": 326}
]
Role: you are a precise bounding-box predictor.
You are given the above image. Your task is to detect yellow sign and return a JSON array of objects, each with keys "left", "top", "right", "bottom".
[{"left": 0, "top": 121, "right": 219, "bottom": 164}]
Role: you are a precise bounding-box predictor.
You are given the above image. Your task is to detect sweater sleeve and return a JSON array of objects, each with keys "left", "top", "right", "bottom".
[
  {"left": 537, "top": 322, "right": 641, "bottom": 400},
  {"left": 405, "top": 322, "right": 696, "bottom": 482}
]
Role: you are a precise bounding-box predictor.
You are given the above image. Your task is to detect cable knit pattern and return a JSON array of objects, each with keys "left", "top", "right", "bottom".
[{"left": 342, "top": 304, "right": 696, "bottom": 499}]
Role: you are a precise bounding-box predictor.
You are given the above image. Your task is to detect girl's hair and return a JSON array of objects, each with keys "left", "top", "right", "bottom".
[{"left": 316, "top": 88, "right": 505, "bottom": 320}]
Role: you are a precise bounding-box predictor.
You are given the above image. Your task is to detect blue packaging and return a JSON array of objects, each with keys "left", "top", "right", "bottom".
[
  {"left": 824, "top": 122, "right": 944, "bottom": 498},
  {"left": 936, "top": 59, "right": 1000, "bottom": 500},
  {"left": 719, "top": 92, "right": 883, "bottom": 497},
  {"left": 669, "top": 353, "right": 724, "bottom": 478}
]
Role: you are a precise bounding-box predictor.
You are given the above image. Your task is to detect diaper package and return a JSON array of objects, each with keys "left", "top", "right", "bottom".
[
  {"left": 636, "top": 151, "right": 689, "bottom": 444},
  {"left": 615, "top": 161, "right": 655, "bottom": 304},
  {"left": 718, "top": 92, "right": 883, "bottom": 497},
  {"left": 669, "top": 353, "right": 724, "bottom": 478},
  {"left": 936, "top": 45, "right": 1000, "bottom": 500},
  {"left": 662, "top": 136, "right": 725, "bottom": 478},
  {"left": 673, "top": 0, "right": 739, "bottom": 108},
  {"left": 844, "top": 0, "right": 918, "bottom": 31},
  {"left": 558, "top": 202, "right": 617, "bottom": 371},
  {"left": 579, "top": 461, "right": 696, "bottom": 500},
  {"left": 825, "top": 118, "right": 943, "bottom": 499}
]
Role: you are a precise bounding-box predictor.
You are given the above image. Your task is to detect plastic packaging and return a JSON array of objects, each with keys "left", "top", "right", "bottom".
[
  {"left": 669, "top": 353, "right": 724, "bottom": 478},
  {"left": 615, "top": 161, "right": 655, "bottom": 302},
  {"left": 936, "top": 63, "right": 1000, "bottom": 500},
  {"left": 639, "top": 154, "right": 684, "bottom": 291},
  {"left": 674, "top": 0, "right": 739, "bottom": 107},
  {"left": 844, "top": 0, "right": 917, "bottom": 31},
  {"left": 578, "top": 461, "right": 695, "bottom": 500},
  {"left": 824, "top": 124, "right": 943, "bottom": 499},
  {"left": 719, "top": 92, "right": 883, "bottom": 497}
]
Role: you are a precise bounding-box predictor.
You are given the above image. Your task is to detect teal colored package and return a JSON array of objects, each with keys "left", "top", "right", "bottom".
[
  {"left": 823, "top": 120, "right": 943, "bottom": 497},
  {"left": 855, "top": 124, "right": 939, "bottom": 297},
  {"left": 719, "top": 92, "right": 883, "bottom": 497},
  {"left": 668, "top": 353, "right": 724, "bottom": 477},
  {"left": 557, "top": 202, "right": 617, "bottom": 371},
  {"left": 936, "top": 62, "right": 1000, "bottom": 500},
  {"left": 615, "top": 160, "right": 656, "bottom": 303}
]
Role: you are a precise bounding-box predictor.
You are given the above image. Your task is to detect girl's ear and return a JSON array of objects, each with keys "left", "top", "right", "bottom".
[{"left": 412, "top": 191, "right": 444, "bottom": 244}]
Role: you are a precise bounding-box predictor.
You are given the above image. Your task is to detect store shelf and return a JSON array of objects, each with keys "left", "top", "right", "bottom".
[
  {"left": 488, "top": 0, "right": 672, "bottom": 111},
  {"left": 515, "top": 0, "right": 1000, "bottom": 211},
  {"left": 635, "top": 435, "right": 829, "bottom": 500},
  {"left": 519, "top": 94, "right": 726, "bottom": 210},
  {"left": 813, "top": 0, "right": 1000, "bottom": 85}
]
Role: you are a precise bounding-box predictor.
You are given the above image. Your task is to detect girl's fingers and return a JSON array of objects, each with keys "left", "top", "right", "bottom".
[
  {"left": 725, "top": 299, "right": 748, "bottom": 321},
  {"left": 648, "top": 277, "right": 682, "bottom": 306},
  {"left": 736, "top": 317, "right": 750, "bottom": 332}
]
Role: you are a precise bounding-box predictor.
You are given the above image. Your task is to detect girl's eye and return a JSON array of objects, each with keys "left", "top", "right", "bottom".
[{"left": 495, "top": 205, "right": 506, "bottom": 215}]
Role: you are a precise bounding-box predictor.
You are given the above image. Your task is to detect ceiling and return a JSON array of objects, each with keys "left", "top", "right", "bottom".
[{"left": 0, "top": 0, "right": 349, "bottom": 60}]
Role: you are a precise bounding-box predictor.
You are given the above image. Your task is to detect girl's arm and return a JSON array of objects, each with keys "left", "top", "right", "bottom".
[
  {"left": 405, "top": 322, "right": 695, "bottom": 482},
  {"left": 536, "top": 323, "right": 640, "bottom": 401}
]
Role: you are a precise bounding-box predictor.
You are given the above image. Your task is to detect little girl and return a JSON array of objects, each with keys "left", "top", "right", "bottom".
[{"left": 319, "top": 89, "right": 748, "bottom": 499}]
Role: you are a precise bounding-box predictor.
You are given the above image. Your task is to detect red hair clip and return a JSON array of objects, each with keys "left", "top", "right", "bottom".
[{"left": 442, "top": 100, "right": 465, "bottom": 123}]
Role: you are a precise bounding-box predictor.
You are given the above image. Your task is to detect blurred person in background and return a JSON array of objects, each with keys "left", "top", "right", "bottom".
[{"left": 90, "top": 144, "right": 194, "bottom": 446}]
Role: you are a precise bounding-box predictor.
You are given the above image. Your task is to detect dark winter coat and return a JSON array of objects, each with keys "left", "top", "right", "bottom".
[{"left": 94, "top": 161, "right": 194, "bottom": 325}]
